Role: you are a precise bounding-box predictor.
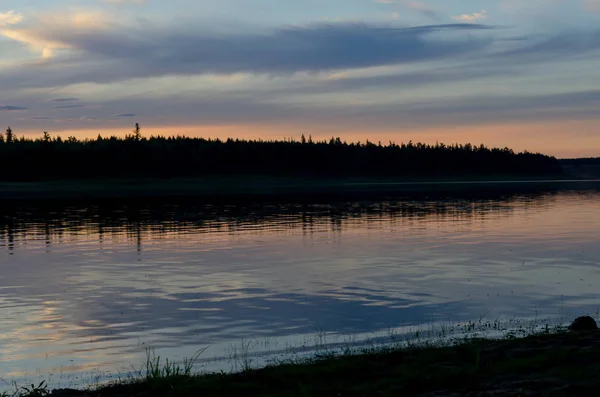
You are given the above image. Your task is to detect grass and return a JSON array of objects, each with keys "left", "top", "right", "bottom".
[
  {"left": 143, "top": 347, "right": 207, "bottom": 381},
  {"left": 4, "top": 317, "right": 600, "bottom": 397}
]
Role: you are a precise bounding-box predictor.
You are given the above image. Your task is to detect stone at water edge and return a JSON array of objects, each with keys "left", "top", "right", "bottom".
[
  {"left": 50, "top": 389, "right": 88, "bottom": 397},
  {"left": 568, "top": 316, "right": 599, "bottom": 331}
]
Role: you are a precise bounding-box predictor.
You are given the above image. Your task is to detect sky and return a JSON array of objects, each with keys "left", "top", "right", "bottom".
[{"left": 1, "top": 1, "right": 600, "bottom": 158}]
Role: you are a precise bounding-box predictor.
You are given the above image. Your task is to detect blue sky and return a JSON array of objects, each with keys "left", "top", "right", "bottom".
[{"left": 1, "top": 0, "right": 600, "bottom": 157}]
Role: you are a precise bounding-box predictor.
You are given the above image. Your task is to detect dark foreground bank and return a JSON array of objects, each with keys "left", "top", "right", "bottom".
[{"left": 15, "top": 328, "right": 600, "bottom": 397}]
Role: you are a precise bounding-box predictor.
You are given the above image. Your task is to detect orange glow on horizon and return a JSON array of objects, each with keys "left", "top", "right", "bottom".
[{"left": 16, "top": 119, "right": 600, "bottom": 159}]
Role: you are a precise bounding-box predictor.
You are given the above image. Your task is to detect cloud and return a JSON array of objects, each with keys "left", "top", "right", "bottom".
[
  {"left": 51, "top": 97, "right": 79, "bottom": 102},
  {"left": 376, "top": 1, "right": 441, "bottom": 20},
  {"left": 3, "top": 72, "right": 600, "bottom": 138},
  {"left": 31, "top": 117, "right": 52, "bottom": 120},
  {"left": 404, "top": 1, "right": 441, "bottom": 19},
  {"left": 102, "top": 0, "right": 146, "bottom": 4},
  {"left": 0, "top": 105, "right": 27, "bottom": 111},
  {"left": 289, "top": 65, "right": 522, "bottom": 96},
  {"left": 0, "top": 10, "right": 23, "bottom": 27},
  {"left": 584, "top": 0, "right": 600, "bottom": 12},
  {"left": 487, "top": 30, "right": 600, "bottom": 64},
  {"left": 1, "top": 11, "right": 112, "bottom": 59},
  {"left": 2, "top": 11, "right": 600, "bottom": 143},
  {"left": 9, "top": 18, "right": 599, "bottom": 95},
  {"left": 32, "top": 81, "right": 600, "bottom": 132},
  {"left": 0, "top": 20, "right": 492, "bottom": 89},
  {"left": 53, "top": 104, "right": 85, "bottom": 109},
  {"left": 452, "top": 10, "right": 488, "bottom": 22},
  {"left": 78, "top": 116, "right": 100, "bottom": 121}
]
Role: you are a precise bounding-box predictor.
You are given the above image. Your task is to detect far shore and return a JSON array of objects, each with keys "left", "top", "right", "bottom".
[{"left": 0, "top": 174, "right": 599, "bottom": 201}]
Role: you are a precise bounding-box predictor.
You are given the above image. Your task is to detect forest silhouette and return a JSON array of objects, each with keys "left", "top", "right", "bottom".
[{"left": 0, "top": 125, "right": 561, "bottom": 181}]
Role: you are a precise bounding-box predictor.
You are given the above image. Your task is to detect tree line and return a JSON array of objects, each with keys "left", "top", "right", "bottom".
[{"left": 0, "top": 125, "right": 561, "bottom": 181}]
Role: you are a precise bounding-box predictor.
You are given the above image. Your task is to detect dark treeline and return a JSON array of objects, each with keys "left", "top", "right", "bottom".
[
  {"left": 559, "top": 157, "right": 600, "bottom": 179},
  {"left": 559, "top": 157, "right": 600, "bottom": 165},
  {"left": 0, "top": 125, "right": 561, "bottom": 181}
]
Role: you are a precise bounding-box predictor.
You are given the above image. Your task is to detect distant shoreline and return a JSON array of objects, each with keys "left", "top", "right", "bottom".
[
  {"left": 0, "top": 175, "right": 598, "bottom": 201},
  {"left": 0, "top": 134, "right": 565, "bottom": 185}
]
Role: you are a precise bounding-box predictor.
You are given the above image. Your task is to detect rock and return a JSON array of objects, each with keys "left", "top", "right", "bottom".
[
  {"left": 568, "top": 316, "right": 599, "bottom": 331},
  {"left": 51, "top": 389, "right": 89, "bottom": 397}
]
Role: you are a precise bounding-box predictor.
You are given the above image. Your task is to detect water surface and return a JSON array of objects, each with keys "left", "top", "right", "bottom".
[{"left": 1, "top": 183, "right": 599, "bottom": 386}]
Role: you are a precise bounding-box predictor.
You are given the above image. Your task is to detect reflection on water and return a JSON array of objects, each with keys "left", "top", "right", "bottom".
[{"left": 1, "top": 184, "right": 600, "bottom": 385}]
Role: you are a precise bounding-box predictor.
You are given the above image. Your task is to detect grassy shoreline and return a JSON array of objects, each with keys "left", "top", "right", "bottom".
[
  {"left": 0, "top": 174, "right": 597, "bottom": 201},
  {"left": 7, "top": 327, "right": 600, "bottom": 397}
]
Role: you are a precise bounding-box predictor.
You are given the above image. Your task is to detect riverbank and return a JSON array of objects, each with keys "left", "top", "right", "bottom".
[
  {"left": 0, "top": 174, "right": 597, "bottom": 201},
  {"left": 15, "top": 328, "right": 600, "bottom": 397}
]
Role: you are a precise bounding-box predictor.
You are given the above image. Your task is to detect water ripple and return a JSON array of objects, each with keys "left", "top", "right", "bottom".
[{"left": 0, "top": 185, "right": 599, "bottom": 385}]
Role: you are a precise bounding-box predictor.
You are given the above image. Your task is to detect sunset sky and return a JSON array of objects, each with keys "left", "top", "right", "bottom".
[{"left": 1, "top": 0, "right": 600, "bottom": 158}]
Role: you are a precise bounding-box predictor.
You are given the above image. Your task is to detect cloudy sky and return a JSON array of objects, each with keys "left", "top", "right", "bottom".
[{"left": 1, "top": 0, "right": 600, "bottom": 157}]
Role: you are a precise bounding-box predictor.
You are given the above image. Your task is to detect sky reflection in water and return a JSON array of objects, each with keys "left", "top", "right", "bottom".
[{"left": 0, "top": 185, "right": 599, "bottom": 385}]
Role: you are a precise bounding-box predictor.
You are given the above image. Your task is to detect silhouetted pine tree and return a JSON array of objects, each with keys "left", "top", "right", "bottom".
[{"left": 5, "top": 127, "right": 13, "bottom": 144}]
